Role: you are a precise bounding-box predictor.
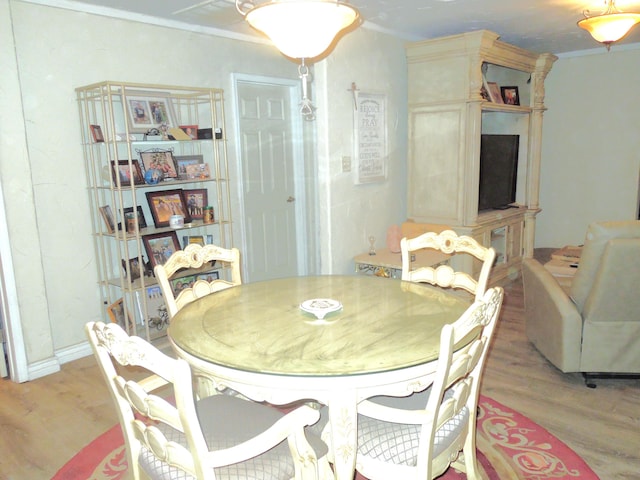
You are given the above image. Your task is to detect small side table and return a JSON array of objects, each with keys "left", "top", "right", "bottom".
[
  {"left": 354, "top": 248, "right": 450, "bottom": 279},
  {"left": 543, "top": 245, "right": 582, "bottom": 289}
]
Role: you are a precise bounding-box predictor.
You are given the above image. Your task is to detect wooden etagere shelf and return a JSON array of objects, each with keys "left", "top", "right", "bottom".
[{"left": 77, "top": 81, "right": 234, "bottom": 342}]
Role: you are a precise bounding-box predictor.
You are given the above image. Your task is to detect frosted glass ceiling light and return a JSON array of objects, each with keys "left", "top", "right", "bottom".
[
  {"left": 578, "top": 0, "right": 640, "bottom": 50},
  {"left": 236, "top": 0, "right": 360, "bottom": 120}
]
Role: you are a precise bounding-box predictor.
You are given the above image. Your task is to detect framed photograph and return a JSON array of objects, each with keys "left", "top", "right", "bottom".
[
  {"left": 175, "top": 154, "right": 204, "bottom": 179},
  {"left": 486, "top": 81, "right": 504, "bottom": 104},
  {"left": 184, "top": 188, "right": 208, "bottom": 220},
  {"left": 171, "top": 274, "right": 196, "bottom": 295},
  {"left": 145, "top": 189, "right": 192, "bottom": 227},
  {"left": 122, "top": 256, "right": 144, "bottom": 281},
  {"left": 197, "top": 271, "right": 220, "bottom": 282},
  {"left": 138, "top": 150, "right": 178, "bottom": 179},
  {"left": 135, "top": 286, "right": 167, "bottom": 330},
  {"left": 111, "top": 160, "right": 145, "bottom": 186},
  {"left": 98, "top": 205, "right": 115, "bottom": 233},
  {"left": 125, "top": 94, "right": 175, "bottom": 133},
  {"left": 182, "top": 234, "right": 213, "bottom": 248},
  {"left": 123, "top": 206, "right": 147, "bottom": 229},
  {"left": 501, "top": 86, "right": 520, "bottom": 106},
  {"left": 185, "top": 163, "right": 210, "bottom": 180},
  {"left": 107, "top": 298, "right": 133, "bottom": 329},
  {"left": 143, "top": 231, "right": 181, "bottom": 268},
  {"left": 90, "top": 125, "right": 104, "bottom": 142},
  {"left": 179, "top": 125, "right": 198, "bottom": 140}
]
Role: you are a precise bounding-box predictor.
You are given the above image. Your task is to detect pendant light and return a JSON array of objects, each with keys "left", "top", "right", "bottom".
[
  {"left": 236, "top": 0, "right": 360, "bottom": 119},
  {"left": 578, "top": 0, "right": 640, "bottom": 50}
]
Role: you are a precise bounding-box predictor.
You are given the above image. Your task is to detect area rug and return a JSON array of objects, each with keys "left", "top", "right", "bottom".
[{"left": 52, "top": 395, "right": 598, "bottom": 479}]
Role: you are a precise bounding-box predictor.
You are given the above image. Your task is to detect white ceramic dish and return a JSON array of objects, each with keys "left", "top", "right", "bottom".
[{"left": 299, "top": 298, "right": 342, "bottom": 320}]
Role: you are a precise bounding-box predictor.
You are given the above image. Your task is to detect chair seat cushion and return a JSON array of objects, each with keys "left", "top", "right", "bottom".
[
  {"left": 140, "top": 394, "right": 326, "bottom": 480},
  {"left": 357, "top": 389, "right": 469, "bottom": 466}
]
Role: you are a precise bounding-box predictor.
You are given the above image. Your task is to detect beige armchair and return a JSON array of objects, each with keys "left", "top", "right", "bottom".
[{"left": 523, "top": 220, "right": 640, "bottom": 386}]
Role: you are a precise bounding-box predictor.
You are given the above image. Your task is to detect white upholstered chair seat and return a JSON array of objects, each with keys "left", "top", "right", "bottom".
[
  {"left": 357, "top": 389, "right": 469, "bottom": 467},
  {"left": 140, "top": 394, "right": 328, "bottom": 480}
]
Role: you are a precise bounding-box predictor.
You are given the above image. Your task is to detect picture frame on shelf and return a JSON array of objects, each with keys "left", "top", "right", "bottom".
[
  {"left": 174, "top": 154, "right": 204, "bottom": 179},
  {"left": 179, "top": 125, "right": 198, "bottom": 139},
  {"left": 90, "top": 124, "right": 104, "bottom": 143},
  {"left": 143, "top": 231, "right": 181, "bottom": 268},
  {"left": 485, "top": 81, "right": 504, "bottom": 104},
  {"left": 136, "top": 285, "right": 168, "bottom": 331},
  {"left": 145, "top": 189, "right": 192, "bottom": 227},
  {"left": 107, "top": 298, "right": 133, "bottom": 329},
  {"left": 170, "top": 274, "right": 196, "bottom": 295},
  {"left": 184, "top": 188, "right": 208, "bottom": 220},
  {"left": 182, "top": 234, "right": 213, "bottom": 248},
  {"left": 197, "top": 271, "right": 220, "bottom": 282},
  {"left": 122, "top": 256, "right": 144, "bottom": 281},
  {"left": 138, "top": 149, "right": 178, "bottom": 180},
  {"left": 123, "top": 206, "right": 147, "bottom": 229},
  {"left": 98, "top": 205, "right": 115, "bottom": 233},
  {"left": 501, "top": 86, "right": 520, "bottom": 105},
  {"left": 185, "top": 163, "right": 210, "bottom": 180},
  {"left": 111, "top": 160, "right": 145, "bottom": 186},
  {"left": 125, "top": 94, "right": 175, "bottom": 133}
]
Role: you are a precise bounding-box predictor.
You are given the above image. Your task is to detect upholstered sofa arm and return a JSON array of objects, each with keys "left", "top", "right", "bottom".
[{"left": 522, "top": 258, "right": 583, "bottom": 372}]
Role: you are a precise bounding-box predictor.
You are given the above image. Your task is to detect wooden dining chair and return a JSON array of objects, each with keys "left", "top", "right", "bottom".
[
  {"left": 350, "top": 286, "right": 504, "bottom": 479},
  {"left": 154, "top": 243, "right": 242, "bottom": 319},
  {"left": 401, "top": 230, "right": 496, "bottom": 301},
  {"left": 86, "top": 321, "right": 331, "bottom": 480}
]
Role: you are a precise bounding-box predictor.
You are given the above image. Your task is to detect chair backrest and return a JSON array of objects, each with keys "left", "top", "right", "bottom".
[
  {"left": 355, "top": 287, "right": 504, "bottom": 479},
  {"left": 154, "top": 243, "right": 242, "bottom": 319},
  {"left": 421, "top": 286, "right": 503, "bottom": 478},
  {"left": 570, "top": 220, "right": 640, "bottom": 312},
  {"left": 401, "top": 230, "right": 496, "bottom": 301},
  {"left": 86, "top": 321, "right": 327, "bottom": 480},
  {"left": 86, "top": 320, "right": 206, "bottom": 479}
]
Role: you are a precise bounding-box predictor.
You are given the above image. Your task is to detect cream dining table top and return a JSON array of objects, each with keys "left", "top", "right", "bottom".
[
  {"left": 168, "top": 274, "right": 470, "bottom": 376},
  {"left": 168, "top": 274, "right": 471, "bottom": 480}
]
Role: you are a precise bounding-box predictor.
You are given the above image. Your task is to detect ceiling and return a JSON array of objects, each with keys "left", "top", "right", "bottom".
[{"left": 35, "top": 0, "right": 640, "bottom": 54}]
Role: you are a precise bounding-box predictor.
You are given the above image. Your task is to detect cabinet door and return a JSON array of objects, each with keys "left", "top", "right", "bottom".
[{"left": 408, "top": 105, "right": 466, "bottom": 225}]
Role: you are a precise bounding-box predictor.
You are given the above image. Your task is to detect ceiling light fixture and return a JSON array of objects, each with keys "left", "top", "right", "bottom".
[
  {"left": 236, "top": 0, "right": 360, "bottom": 120},
  {"left": 578, "top": 0, "right": 640, "bottom": 50}
]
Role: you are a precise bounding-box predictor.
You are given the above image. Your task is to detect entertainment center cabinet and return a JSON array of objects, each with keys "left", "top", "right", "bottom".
[{"left": 405, "top": 30, "right": 556, "bottom": 283}]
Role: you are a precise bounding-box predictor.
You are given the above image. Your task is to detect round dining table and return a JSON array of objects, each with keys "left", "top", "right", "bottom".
[{"left": 168, "top": 274, "right": 471, "bottom": 480}]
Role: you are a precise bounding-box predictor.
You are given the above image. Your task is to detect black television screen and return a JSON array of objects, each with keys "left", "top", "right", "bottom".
[{"left": 478, "top": 134, "right": 519, "bottom": 211}]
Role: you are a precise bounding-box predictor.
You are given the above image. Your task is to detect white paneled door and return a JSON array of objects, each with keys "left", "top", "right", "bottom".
[{"left": 235, "top": 77, "right": 306, "bottom": 282}]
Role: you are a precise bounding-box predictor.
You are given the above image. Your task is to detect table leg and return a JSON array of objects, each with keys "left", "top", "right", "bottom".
[{"left": 327, "top": 392, "right": 357, "bottom": 480}]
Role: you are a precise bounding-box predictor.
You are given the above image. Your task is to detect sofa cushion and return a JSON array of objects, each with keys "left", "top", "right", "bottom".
[{"left": 570, "top": 221, "right": 640, "bottom": 312}]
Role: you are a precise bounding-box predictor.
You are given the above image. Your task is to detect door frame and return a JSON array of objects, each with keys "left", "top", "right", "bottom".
[
  {"left": 0, "top": 180, "right": 28, "bottom": 381},
  {"left": 231, "top": 73, "right": 310, "bottom": 281}
]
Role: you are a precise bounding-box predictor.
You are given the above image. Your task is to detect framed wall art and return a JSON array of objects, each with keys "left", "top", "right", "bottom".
[
  {"left": 354, "top": 92, "right": 388, "bottom": 184},
  {"left": 111, "top": 160, "right": 145, "bottom": 186},
  {"left": 142, "top": 231, "right": 181, "bottom": 268},
  {"left": 145, "top": 189, "right": 192, "bottom": 227},
  {"left": 125, "top": 94, "right": 175, "bottom": 133},
  {"left": 184, "top": 188, "right": 208, "bottom": 220}
]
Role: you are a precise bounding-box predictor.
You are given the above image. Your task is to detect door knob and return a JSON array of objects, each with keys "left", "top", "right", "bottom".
[{"left": 287, "top": 196, "right": 296, "bottom": 203}]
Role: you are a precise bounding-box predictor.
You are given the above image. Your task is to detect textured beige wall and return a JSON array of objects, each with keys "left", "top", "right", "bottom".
[{"left": 537, "top": 47, "right": 640, "bottom": 247}]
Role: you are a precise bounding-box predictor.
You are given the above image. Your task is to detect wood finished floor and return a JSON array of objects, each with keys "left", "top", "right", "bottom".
[{"left": 0, "top": 278, "right": 638, "bottom": 479}]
